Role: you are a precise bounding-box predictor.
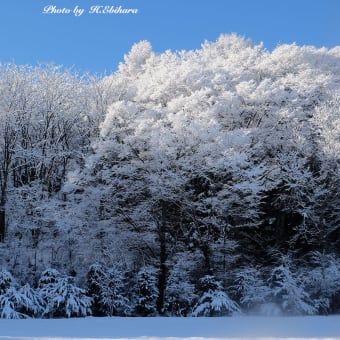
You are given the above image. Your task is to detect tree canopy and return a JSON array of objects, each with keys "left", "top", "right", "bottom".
[{"left": 0, "top": 34, "right": 339, "bottom": 317}]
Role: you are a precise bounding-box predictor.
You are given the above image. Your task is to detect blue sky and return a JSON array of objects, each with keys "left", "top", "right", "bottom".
[{"left": 0, "top": 0, "right": 339, "bottom": 74}]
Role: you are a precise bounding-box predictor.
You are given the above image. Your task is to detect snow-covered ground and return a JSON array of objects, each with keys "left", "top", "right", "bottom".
[{"left": 0, "top": 316, "right": 339, "bottom": 339}]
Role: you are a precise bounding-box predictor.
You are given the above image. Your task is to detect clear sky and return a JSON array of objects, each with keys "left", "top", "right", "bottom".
[{"left": 0, "top": 0, "right": 339, "bottom": 74}]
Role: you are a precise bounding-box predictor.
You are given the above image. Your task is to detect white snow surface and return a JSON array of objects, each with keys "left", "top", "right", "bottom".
[{"left": 0, "top": 316, "right": 339, "bottom": 340}]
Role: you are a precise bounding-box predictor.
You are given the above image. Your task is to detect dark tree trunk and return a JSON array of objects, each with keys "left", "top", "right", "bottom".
[
  {"left": 0, "top": 208, "right": 5, "bottom": 242},
  {"left": 157, "top": 250, "right": 167, "bottom": 314},
  {"left": 156, "top": 201, "right": 168, "bottom": 314}
]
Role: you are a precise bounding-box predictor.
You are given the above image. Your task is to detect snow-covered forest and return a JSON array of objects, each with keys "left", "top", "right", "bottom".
[{"left": 0, "top": 34, "right": 339, "bottom": 318}]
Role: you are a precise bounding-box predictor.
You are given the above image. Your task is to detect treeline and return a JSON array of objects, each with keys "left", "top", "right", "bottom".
[
  {"left": 0, "top": 255, "right": 338, "bottom": 318},
  {"left": 0, "top": 34, "right": 339, "bottom": 317}
]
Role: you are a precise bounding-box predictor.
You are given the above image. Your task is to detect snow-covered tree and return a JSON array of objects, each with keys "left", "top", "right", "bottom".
[
  {"left": 133, "top": 266, "right": 159, "bottom": 316},
  {"left": 0, "top": 284, "right": 45, "bottom": 319},
  {"left": 0, "top": 270, "right": 45, "bottom": 319},
  {"left": 268, "top": 257, "right": 316, "bottom": 315},
  {"left": 165, "top": 251, "right": 201, "bottom": 316},
  {"left": 192, "top": 275, "right": 240, "bottom": 316},
  {"left": 302, "top": 252, "right": 340, "bottom": 313},
  {"left": 86, "top": 263, "right": 107, "bottom": 315},
  {"left": 0, "top": 270, "right": 13, "bottom": 295},
  {"left": 100, "top": 269, "right": 130, "bottom": 316},
  {"left": 233, "top": 267, "right": 271, "bottom": 311},
  {"left": 16, "top": 283, "right": 45, "bottom": 317},
  {"left": 39, "top": 269, "right": 92, "bottom": 318}
]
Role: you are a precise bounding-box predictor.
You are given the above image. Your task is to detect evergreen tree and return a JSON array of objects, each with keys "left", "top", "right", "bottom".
[
  {"left": 133, "top": 266, "right": 158, "bottom": 316},
  {"left": 39, "top": 269, "right": 92, "bottom": 318},
  {"left": 268, "top": 257, "right": 316, "bottom": 315},
  {"left": 192, "top": 275, "right": 240, "bottom": 316},
  {"left": 87, "top": 264, "right": 107, "bottom": 316}
]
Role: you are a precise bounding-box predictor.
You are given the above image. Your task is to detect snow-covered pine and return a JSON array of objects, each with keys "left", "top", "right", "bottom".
[
  {"left": 39, "top": 269, "right": 92, "bottom": 318},
  {"left": 133, "top": 266, "right": 159, "bottom": 316},
  {"left": 100, "top": 269, "right": 130, "bottom": 316},
  {"left": 0, "top": 281, "right": 45, "bottom": 319},
  {"left": 86, "top": 263, "right": 107, "bottom": 316},
  {"left": 0, "top": 270, "right": 14, "bottom": 295},
  {"left": 192, "top": 275, "right": 240, "bottom": 316},
  {"left": 301, "top": 252, "right": 340, "bottom": 314},
  {"left": 15, "top": 284, "right": 45, "bottom": 317},
  {"left": 233, "top": 267, "right": 271, "bottom": 311},
  {"left": 0, "top": 291, "right": 24, "bottom": 319},
  {"left": 268, "top": 258, "right": 317, "bottom": 315},
  {"left": 0, "top": 270, "right": 26, "bottom": 319},
  {"left": 87, "top": 264, "right": 130, "bottom": 316},
  {"left": 165, "top": 252, "right": 200, "bottom": 316}
]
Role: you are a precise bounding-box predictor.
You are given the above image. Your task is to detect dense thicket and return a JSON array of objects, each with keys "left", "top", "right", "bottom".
[{"left": 0, "top": 35, "right": 339, "bottom": 317}]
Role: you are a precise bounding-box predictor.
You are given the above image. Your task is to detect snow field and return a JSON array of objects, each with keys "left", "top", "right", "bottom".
[{"left": 0, "top": 316, "right": 340, "bottom": 339}]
